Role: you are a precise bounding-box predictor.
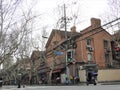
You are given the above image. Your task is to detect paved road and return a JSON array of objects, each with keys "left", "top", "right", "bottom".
[{"left": 1, "top": 85, "right": 120, "bottom": 90}]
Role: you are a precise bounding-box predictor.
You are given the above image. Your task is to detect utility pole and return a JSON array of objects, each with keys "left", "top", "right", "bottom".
[{"left": 64, "top": 4, "right": 70, "bottom": 83}]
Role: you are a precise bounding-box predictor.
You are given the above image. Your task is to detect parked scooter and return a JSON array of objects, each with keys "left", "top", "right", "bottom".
[
  {"left": 86, "top": 71, "right": 98, "bottom": 85},
  {"left": 85, "top": 64, "right": 98, "bottom": 85}
]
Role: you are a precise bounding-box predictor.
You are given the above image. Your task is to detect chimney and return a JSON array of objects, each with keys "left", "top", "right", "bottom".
[
  {"left": 91, "top": 18, "right": 101, "bottom": 29},
  {"left": 71, "top": 26, "right": 76, "bottom": 33}
]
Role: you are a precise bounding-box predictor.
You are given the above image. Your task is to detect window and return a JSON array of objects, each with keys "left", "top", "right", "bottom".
[
  {"left": 88, "top": 52, "right": 92, "bottom": 61},
  {"left": 105, "top": 53, "right": 109, "bottom": 63},
  {"left": 104, "top": 40, "right": 108, "bottom": 48},
  {"left": 86, "top": 38, "right": 91, "bottom": 45},
  {"left": 105, "top": 53, "right": 110, "bottom": 67}
]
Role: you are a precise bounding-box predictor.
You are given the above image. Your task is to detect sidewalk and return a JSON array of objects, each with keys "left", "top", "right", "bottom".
[
  {"left": 100, "top": 81, "right": 120, "bottom": 85},
  {"left": 1, "top": 81, "right": 120, "bottom": 88},
  {"left": 1, "top": 85, "right": 16, "bottom": 90},
  {"left": 73, "top": 81, "right": 120, "bottom": 86}
]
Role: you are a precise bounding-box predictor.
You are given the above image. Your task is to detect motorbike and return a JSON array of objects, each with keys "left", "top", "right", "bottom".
[{"left": 85, "top": 64, "right": 98, "bottom": 85}]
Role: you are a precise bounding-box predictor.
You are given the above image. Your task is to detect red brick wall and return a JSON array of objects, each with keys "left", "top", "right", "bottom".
[{"left": 46, "top": 18, "right": 112, "bottom": 69}]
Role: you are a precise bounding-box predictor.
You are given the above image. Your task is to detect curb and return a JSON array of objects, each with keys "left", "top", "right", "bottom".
[{"left": 100, "top": 82, "right": 120, "bottom": 85}]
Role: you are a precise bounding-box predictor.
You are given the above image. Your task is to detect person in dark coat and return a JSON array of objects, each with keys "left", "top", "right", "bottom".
[
  {"left": 87, "top": 72, "right": 92, "bottom": 81},
  {"left": 0, "top": 77, "right": 3, "bottom": 87},
  {"left": 17, "top": 77, "right": 21, "bottom": 88}
]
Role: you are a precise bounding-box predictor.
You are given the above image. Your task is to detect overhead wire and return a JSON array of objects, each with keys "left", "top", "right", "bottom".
[
  {"left": 75, "top": 17, "right": 120, "bottom": 43},
  {"left": 46, "top": 17, "right": 120, "bottom": 57}
]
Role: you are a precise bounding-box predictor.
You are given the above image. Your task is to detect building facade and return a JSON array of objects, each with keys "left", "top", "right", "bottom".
[
  {"left": 44, "top": 18, "right": 113, "bottom": 84},
  {"left": 31, "top": 50, "right": 49, "bottom": 84},
  {"left": 75, "top": 18, "right": 113, "bottom": 68}
]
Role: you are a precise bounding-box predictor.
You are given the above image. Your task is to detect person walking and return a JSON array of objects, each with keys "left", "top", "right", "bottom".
[
  {"left": 17, "top": 77, "right": 21, "bottom": 88},
  {"left": 0, "top": 77, "right": 3, "bottom": 87}
]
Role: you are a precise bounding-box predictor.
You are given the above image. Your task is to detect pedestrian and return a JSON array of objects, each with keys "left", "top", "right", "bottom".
[
  {"left": 65, "top": 77, "right": 69, "bottom": 85},
  {"left": 22, "top": 80, "right": 25, "bottom": 88},
  {"left": 0, "top": 77, "right": 3, "bottom": 87},
  {"left": 75, "top": 76, "right": 80, "bottom": 84},
  {"left": 17, "top": 78, "right": 21, "bottom": 88},
  {"left": 41, "top": 77, "right": 45, "bottom": 84},
  {"left": 70, "top": 75, "right": 73, "bottom": 84},
  {"left": 56, "top": 76, "right": 60, "bottom": 85}
]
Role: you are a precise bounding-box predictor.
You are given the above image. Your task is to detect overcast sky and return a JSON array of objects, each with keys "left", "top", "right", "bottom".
[{"left": 22, "top": 0, "right": 109, "bottom": 37}]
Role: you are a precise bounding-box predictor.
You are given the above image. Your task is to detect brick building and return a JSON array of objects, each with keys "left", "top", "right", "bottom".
[
  {"left": 75, "top": 18, "right": 112, "bottom": 68},
  {"left": 44, "top": 18, "right": 113, "bottom": 83},
  {"left": 30, "top": 50, "right": 48, "bottom": 84}
]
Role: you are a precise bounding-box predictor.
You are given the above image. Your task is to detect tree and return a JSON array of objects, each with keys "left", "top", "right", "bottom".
[
  {"left": 101, "top": 0, "right": 120, "bottom": 67},
  {"left": 53, "top": 2, "right": 82, "bottom": 30},
  {"left": 0, "top": 0, "right": 42, "bottom": 85},
  {"left": 102, "top": 0, "right": 120, "bottom": 34},
  {"left": 29, "top": 26, "right": 49, "bottom": 84},
  {"left": 107, "top": 0, "right": 120, "bottom": 46},
  {"left": 0, "top": 0, "right": 38, "bottom": 64}
]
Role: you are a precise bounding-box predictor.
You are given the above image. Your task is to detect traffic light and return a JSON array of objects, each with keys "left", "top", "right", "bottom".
[
  {"left": 67, "top": 51, "right": 72, "bottom": 62},
  {"left": 114, "top": 46, "right": 120, "bottom": 60},
  {"left": 114, "top": 47, "right": 120, "bottom": 51}
]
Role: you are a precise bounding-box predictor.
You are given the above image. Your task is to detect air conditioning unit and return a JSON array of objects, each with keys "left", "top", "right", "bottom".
[
  {"left": 89, "top": 47, "right": 94, "bottom": 52},
  {"left": 86, "top": 45, "right": 94, "bottom": 52},
  {"left": 86, "top": 45, "right": 92, "bottom": 48}
]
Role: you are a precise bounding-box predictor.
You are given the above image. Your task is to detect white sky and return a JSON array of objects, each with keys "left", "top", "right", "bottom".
[{"left": 23, "top": 0, "right": 109, "bottom": 37}]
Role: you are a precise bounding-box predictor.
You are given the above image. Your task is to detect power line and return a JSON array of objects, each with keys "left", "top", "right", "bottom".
[
  {"left": 46, "top": 17, "right": 120, "bottom": 54},
  {"left": 75, "top": 17, "right": 120, "bottom": 42},
  {"left": 102, "top": 17, "right": 120, "bottom": 27}
]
